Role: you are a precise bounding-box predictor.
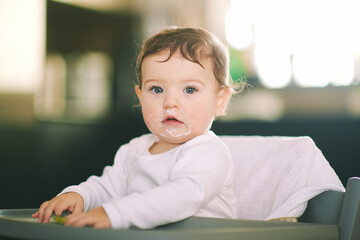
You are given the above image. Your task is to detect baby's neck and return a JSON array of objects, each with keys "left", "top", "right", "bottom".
[{"left": 149, "top": 140, "right": 182, "bottom": 154}]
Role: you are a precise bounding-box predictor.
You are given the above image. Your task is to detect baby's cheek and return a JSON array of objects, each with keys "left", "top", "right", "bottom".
[
  {"left": 142, "top": 110, "right": 160, "bottom": 131},
  {"left": 143, "top": 112, "right": 154, "bottom": 126},
  {"left": 185, "top": 109, "right": 206, "bottom": 128},
  {"left": 191, "top": 105, "right": 213, "bottom": 120}
]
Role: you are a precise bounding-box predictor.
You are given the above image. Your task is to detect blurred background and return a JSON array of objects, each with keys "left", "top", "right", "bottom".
[{"left": 0, "top": 0, "right": 359, "bottom": 209}]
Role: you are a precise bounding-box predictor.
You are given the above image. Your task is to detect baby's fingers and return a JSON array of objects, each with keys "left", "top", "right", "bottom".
[
  {"left": 65, "top": 213, "right": 110, "bottom": 229},
  {"left": 34, "top": 201, "right": 50, "bottom": 223},
  {"left": 70, "top": 203, "right": 83, "bottom": 215},
  {"left": 37, "top": 200, "right": 62, "bottom": 223},
  {"left": 53, "top": 202, "right": 70, "bottom": 216},
  {"left": 65, "top": 213, "right": 89, "bottom": 227},
  {"left": 93, "top": 221, "right": 111, "bottom": 229},
  {"left": 31, "top": 211, "right": 39, "bottom": 218}
]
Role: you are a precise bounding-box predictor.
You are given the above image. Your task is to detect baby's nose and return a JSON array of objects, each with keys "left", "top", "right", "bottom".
[{"left": 163, "top": 93, "right": 179, "bottom": 109}]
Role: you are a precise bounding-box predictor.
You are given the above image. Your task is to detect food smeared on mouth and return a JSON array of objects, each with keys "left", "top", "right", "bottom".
[{"left": 159, "top": 115, "right": 191, "bottom": 138}]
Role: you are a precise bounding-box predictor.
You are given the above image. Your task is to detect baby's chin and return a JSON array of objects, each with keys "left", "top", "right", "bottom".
[
  {"left": 149, "top": 122, "right": 191, "bottom": 140},
  {"left": 153, "top": 130, "right": 198, "bottom": 145},
  {"left": 157, "top": 132, "right": 193, "bottom": 144}
]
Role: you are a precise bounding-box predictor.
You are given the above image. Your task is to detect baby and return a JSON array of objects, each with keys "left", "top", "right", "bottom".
[{"left": 33, "top": 27, "right": 239, "bottom": 229}]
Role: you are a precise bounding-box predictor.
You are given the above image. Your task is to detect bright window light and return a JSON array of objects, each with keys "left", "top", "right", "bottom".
[
  {"left": 292, "top": 52, "right": 331, "bottom": 88},
  {"left": 225, "top": 0, "right": 359, "bottom": 88},
  {"left": 255, "top": 49, "right": 292, "bottom": 89},
  {"left": 252, "top": 11, "right": 292, "bottom": 89},
  {"left": 0, "top": 0, "right": 45, "bottom": 93},
  {"left": 291, "top": 0, "right": 355, "bottom": 87},
  {"left": 225, "top": 11, "right": 253, "bottom": 50},
  {"left": 293, "top": 50, "right": 354, "bottom": 88}
]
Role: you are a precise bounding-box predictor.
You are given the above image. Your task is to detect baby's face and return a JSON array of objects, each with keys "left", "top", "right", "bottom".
[{"left": 136, "top": 50, "right": 230, "bottom": 145}]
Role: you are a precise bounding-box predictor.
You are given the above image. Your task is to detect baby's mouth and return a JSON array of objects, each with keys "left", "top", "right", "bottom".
[
  {"left": 159, "top": 115, "right": 191, "bottom": 138},
  {"left": 161, "top": 116, "right": 184, "bottom": 126}
]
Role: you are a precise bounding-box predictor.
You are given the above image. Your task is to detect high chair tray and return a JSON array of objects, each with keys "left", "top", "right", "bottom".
[{"left": 0, "top": 209, "right": 338, "bottom": 240}]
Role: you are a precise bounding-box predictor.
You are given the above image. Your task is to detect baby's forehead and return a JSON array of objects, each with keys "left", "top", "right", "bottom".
[{"left": 147, "top": 48, "right": 213, "bottom": 68}]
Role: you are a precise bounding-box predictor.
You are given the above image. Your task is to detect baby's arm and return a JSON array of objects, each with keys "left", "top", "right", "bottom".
[
  {"left": 32, "top": 192, "right": 84, "bottom": 223},
  {"left": 102, "top": 138, "right": 234, "bottom": 229}
]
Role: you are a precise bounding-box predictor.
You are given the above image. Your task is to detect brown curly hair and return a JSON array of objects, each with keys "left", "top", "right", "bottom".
[{"left": 136, "top": 27, "right": 237, "bottom": 91}]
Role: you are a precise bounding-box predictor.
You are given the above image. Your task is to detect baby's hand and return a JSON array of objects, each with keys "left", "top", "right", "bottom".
[
  {"left": 65, "top": 206, "right": 111, "bottom": 229},
  {"left": 32, "top": 192, "right": 84, "bottom": 223}
]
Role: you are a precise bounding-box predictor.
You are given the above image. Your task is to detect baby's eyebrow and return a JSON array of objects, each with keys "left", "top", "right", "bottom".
[
  {"left": 181, "top": 79, "right": 206, "bottom": 86},
  {"left": 142, "top": 78, "right": 206, "bottom": 87},
  {"left": 143, "top": 79, "right": 162, "bottom": 86}
]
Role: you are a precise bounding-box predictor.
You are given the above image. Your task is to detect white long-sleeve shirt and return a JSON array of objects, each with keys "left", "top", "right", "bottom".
[{"left": 61, "top": 131, "right": 237, "bottom": 229}]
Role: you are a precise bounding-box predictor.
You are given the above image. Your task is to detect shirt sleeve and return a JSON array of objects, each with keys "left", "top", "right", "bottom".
[
  {"left": 59, "top": 144, "right": 129, "bottom": 211},
  {"left": 102, "top": 136, "right": 234, "bottom": 229}
]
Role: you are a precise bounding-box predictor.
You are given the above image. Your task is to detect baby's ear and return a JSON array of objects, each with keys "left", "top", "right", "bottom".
[
  {"left": 135, "top": 85, "right": 141, "bottom": 100},
  {"left": 215, "top": 87, "right": 231, "bottom": 116}
]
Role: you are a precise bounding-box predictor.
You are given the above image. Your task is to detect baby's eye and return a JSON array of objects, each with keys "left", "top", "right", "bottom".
[
  {"left": 184, "top": 87, "right": 197, "bottom": 94},
  {"left": 150, "top": 86, "right": 163, "bottom": 94}
]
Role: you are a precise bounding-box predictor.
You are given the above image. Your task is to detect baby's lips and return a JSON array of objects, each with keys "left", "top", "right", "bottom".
[
  {"left": 161, "top": 116, "right": 185, "bottom": 126},
  {"left": 162, "top": 116, "right": 179, "bottom": 122}
]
